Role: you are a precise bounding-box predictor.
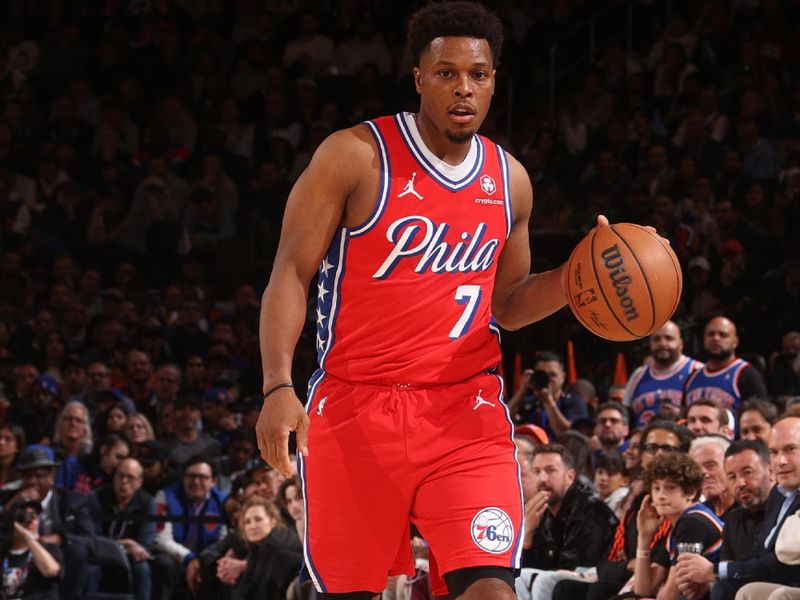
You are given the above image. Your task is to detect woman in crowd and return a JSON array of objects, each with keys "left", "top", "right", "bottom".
[
  {"left": 277, "top": 477, "right": 304, "bottom": 542},
  {"left": 0, "top": 423, "right": 25, "bottom": 486},
  {"left": 124, "top": 412, "right": 155, "bottom": 457},
  {"left": 72, "top": 432, "right": 131, "bottom": 494},
  {"left": 104, "top": 402, "right": 130, "bottom": 436},
  {"left": 53, "top": 402, "right": 93, "bottom": 489},
  {"left": 232, "top": 496, "right": 303, "bottom": 600}
]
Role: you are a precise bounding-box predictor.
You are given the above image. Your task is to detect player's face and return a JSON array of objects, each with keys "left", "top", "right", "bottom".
[
  {"left": 724, "top": 449, "right": 771, "bottom": 510},
  {"left": 690, "top": 443, "right": 728, "bottom": 503},
  {"left": 686, "top": 405, "right": 723, "bottom": 437},
  {"left": 650, "top": 478, "right": 694, "bottom": 521},
  {"left": 769, "top": 417, "right": 800, "bottom": 492},
  {"left": 740, "top": 410, "right": 772, "bottom": 444},
  {"left": 703, "top": 317, "right": 738, "bottom": 361},
  {"left": 649, "top": 322, "right": 683, "bottom": 367},
  {"left": 531, "top": 452, "right": 575, "bottom": 506},
  {"left": 414, "top": 37, "right": 495, "bottom": 145}
]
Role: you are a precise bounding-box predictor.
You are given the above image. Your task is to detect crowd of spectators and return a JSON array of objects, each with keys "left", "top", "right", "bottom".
[{"left": 0, "top": 0, "right": 799, "bottom": 599}]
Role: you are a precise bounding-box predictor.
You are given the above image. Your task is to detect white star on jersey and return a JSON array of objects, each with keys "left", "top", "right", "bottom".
[
  {"left": 320, "top": 257, "right": 334, "bottom": 277},
  {"left": 318, "top": 281, "right": 329, "bottom": 302},
  {"left": 316, "top": 308, "right": 327, "bottom": 326}
]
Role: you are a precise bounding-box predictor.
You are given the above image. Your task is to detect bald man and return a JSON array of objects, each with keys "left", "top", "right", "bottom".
[
  {"left": 624, "top": 320, "right": 703, "bottom": 427},
  {"left": 683, "top": 316, "right": 767, "bottom": 416}
]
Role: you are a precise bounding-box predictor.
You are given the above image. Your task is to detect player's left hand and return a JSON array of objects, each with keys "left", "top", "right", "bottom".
[{"left": 256, "top": 387, "right": 309, "bottom": 477}]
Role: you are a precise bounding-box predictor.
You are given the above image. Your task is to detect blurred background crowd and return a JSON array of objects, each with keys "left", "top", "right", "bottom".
[{"left": 0, "top": 0, "right": 799, "bottom": 599}]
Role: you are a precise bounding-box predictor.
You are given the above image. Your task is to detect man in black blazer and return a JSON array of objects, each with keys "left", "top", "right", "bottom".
[
  {"left": 0, "top": 445, "right": 96, "bottom": 600},
  {"left": 675, "top": 415, "right": 800, "bottom": 599}
]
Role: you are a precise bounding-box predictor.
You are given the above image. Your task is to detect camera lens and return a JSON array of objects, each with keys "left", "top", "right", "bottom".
[{"left": 530, "top": 370, "right": 550, "bottom": 390}]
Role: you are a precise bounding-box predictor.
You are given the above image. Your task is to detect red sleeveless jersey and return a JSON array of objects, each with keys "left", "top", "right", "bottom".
[{"left": 315, "top": 112, "right": 513, "bottom": 385}]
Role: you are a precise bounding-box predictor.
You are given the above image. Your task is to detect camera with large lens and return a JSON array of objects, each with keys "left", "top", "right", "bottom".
[
  {"left": 13, "top": 506, "right": 36, "bottom": 527},
  {"left": 530, "top": 370, "right": 551, "bottom": 390}
]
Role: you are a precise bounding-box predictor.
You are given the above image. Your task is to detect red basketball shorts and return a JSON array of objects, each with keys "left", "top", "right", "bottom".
[{"left": 298, "top": 370, "right": 523, "bottom": 595}]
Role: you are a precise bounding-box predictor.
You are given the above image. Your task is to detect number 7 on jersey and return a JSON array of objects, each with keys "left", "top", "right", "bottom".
[{"left": 450, "top": 285, "right": 482, "bottom": 340}]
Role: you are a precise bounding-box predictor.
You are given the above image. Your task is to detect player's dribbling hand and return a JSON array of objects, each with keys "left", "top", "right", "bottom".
[{"left": 256, "top": 387, "right": 310, "bottom": 477}]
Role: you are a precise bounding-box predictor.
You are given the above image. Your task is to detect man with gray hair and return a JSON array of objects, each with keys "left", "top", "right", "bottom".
[{"left": 690, "top": 435, "right": 737, "bottom": 520}]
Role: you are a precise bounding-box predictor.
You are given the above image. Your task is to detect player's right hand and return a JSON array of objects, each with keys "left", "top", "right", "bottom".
[{"left": 256, "top": 387, "right": 309, "bottom": 477}]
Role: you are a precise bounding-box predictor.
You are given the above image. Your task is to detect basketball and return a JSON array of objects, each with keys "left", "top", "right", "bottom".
[{"left": 564, "top": 223, "right": 682, "bottom": 342}]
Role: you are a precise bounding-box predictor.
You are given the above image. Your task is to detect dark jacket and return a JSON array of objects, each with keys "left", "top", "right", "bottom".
[
  {"left": 233, "top": 527, "right": 303, "bottom": 600},
  {"left": 723, "top": 485, "right": 800, "bottom": 586},
  {"left": 720, "top": 505, "right": 765, "bottom": 562},
  {"left": 522, "top": 478, "right": 618, "bottom": 570},
  {"left": 88, "top": 486, "right": 156, "bottom": 552}
]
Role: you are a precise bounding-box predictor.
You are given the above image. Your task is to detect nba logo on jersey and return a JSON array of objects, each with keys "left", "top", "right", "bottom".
[
  {"left": 470, "top": 507, "right": 514, "bottom": 554},
  {"left": 480, "top": 174, "right": 496, "bottom": 195}
]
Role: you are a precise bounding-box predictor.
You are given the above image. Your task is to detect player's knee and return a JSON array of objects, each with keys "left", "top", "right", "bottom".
[{"left": 444, "top": 566, "right": 516, "bottom": 599}]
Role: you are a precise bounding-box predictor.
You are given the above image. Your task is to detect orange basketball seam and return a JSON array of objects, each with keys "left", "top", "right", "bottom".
[
  {"left": 610, "top": 223, "right": 656, "bottom": 335},
  {"left": 627, "top": 224, "right": 683, "bottom": 326},
  {"left": 590, "top": 226, "right": 638, "bottom": 339}
]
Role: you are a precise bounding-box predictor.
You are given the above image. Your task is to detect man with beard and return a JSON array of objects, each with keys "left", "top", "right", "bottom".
[
  {"left": 624, "top": 321, "right": 702, "bottom": 427},
  {"left": 516, "top": 444, "right": 617, "bottom": 600},
  {"left": 690, "top": 435, "right": 737, "bottom": 520},
  {"left": 594, "top": 401, "right": 630, "bottom": 455},
  {"left": 675, "top": 416, "right": 800, "bottom": 600},
  {"left": 684, "top": 316, "right": 767, "bottom": 414}
]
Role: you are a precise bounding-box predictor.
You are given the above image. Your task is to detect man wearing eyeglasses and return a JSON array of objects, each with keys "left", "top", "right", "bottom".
[
  {"left": 594, "top": 401, "right": 630, "bottom": 456},
  {"left": 88, "top": 458, "right": 156, "bottom": 600},
  {"left": 154, "top": 455, "right": 227, "bottom": 599}
]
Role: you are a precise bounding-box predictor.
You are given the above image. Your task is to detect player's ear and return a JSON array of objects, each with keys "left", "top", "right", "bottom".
[{"left": 413, "top": 67, "right": 422, "bottom": 93}]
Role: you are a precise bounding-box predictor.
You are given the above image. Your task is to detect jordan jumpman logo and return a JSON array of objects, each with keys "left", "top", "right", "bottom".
[
  {"left": 398, "top": 172, "right": 424, "bottom": 200},
  {"left": 473, "top": 389, "right": 495, "bottom": 410}
]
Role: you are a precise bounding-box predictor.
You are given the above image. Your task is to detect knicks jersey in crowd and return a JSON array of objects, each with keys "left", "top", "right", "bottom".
[
  {"left": 624, "top": 355, "right": 702, "bottom": 427},
  {"left": 683, "top": 358, "right": 750, "bottom": 411},
  {"left": 314, "top": 112, "right": 512, "bottom": 384}
]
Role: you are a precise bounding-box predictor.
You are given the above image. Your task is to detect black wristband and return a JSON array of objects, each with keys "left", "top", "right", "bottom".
[{"left": 263, "top": 382, "right": 294, "bottom": 401}]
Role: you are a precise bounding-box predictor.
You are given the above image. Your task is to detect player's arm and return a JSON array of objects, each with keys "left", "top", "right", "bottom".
[
  {"left": 256, "top": 126, "right": 370, "bottom": 476},
  {"left": 490, "top": 156, "right": 564, "bottom": 331}
]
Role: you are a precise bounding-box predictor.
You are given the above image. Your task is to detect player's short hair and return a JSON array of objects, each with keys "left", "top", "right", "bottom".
[
  {"left": 531, "top": 443, "right": 575, "bottom": 470},
  {"left": 643, "top": 452, "right": 703, "bottom": 498},
  {"left": 688, "top": 397, "right": 729, "bottom": 426},
  {"left": 407, "top": 1, "right": 504, "bottom": 67},
  {"left": 738, "top": 397, "right": 778, "bottom": 425},
  {"left": 725, "top": 439, "right": 770, "bottom": 465}
]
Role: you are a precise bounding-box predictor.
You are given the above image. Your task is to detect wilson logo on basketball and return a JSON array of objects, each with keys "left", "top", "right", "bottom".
[{"left": 600, "top": 244, "right": 640, "bottom": 322}]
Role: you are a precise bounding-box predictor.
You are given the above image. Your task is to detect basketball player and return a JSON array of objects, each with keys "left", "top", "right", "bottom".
[
  {"left": 624, "top": 320, "right": 702, "bottom": 427},
  {"left": 256, "top": 3, "right": 609, "bottom": 598},
  {"left": 683, "top": 316, "right": 767, "bottom": 414}
]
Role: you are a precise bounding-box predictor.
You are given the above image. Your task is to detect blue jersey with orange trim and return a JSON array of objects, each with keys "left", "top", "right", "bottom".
[
  {"left": 624, "top": 355, "right": 702, "bottom": 427},
  {"left": 683, "top": 358, "right": 750, "bottom": 412},
  {"left": 667, "top": 503, "right": 724, "bottom": 564},
  {"left": 314, "top": 112, "right": 511, "bottom": 385}
]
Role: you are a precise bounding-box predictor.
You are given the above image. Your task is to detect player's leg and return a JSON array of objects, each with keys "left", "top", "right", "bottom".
[
  {"left": 444, "top": 566, "right": 516, "bottom": 599},
  {"left": 302, "top": 373, "right": 416, "bottom": 593},
  {"left": 319, "top": 593, "right": 380, "bottom": 599},
  {"left": 409, "top": 373, "right": 523, "bottom": 599}
]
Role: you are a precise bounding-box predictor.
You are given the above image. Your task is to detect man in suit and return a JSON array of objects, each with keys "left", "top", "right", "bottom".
[
  {"left": 674, "top": 415, "right": 800, "bottom": 599},
  {"left": 0, "top": 445, "right": 96, "bottom": 600}
]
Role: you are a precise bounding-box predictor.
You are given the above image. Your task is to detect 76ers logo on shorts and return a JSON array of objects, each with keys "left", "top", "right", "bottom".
[{"left": 470, "top": 507, "right": 514, "bottom": 554}]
